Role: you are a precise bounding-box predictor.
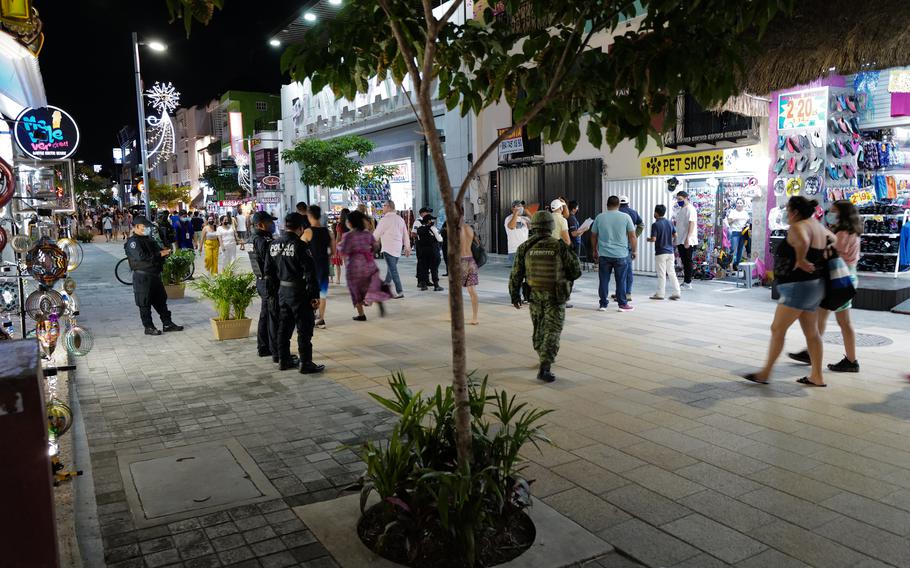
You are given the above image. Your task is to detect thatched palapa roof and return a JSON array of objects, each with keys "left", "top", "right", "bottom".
[{"left": 738, "top": 0, "right": 910, "bottom": 95}]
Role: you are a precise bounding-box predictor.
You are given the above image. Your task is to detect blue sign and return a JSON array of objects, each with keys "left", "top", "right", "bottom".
[{"left": 14, "top": 105, "right": 80, "bottom": 160}]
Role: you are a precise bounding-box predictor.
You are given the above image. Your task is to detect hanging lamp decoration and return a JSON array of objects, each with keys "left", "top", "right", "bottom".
[
  {"left": 0, "top": 155, "right": 14, "bottom": 209},
  {"left": 145, "top": 82, "right": 181, "bottom": 169}
]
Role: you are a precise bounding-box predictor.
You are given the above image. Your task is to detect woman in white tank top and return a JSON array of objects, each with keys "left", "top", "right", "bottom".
[{"left": 216, "top": 215, "right": 239, "bottom": 267}]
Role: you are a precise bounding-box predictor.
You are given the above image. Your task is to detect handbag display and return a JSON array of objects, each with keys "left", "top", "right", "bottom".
[{"left": 819, "top": 250, "right": 857, "bottom": 311}]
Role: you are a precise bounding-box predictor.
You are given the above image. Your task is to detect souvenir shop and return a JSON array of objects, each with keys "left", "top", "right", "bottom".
[
  {"left": 324, "top": 157, "right": 418, "bottom": 229},
  {"left": 768, "top": 72, "right": 910, "bottom": 286},
  {"left": 613, "top": 145, "right": 767, "bottom": 278}
]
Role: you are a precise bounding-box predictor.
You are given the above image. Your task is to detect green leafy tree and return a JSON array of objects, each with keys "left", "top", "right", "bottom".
[
  {"left": 165, "top": 0, "right": 223, "bottom": 36},
  {"left": 281, "top": 135, "right": 398, "bottom": 192},
  {"left": 200, "top": 164, "right": 242, "bottom": 198},
  {"left": 281, "top": 0, "right": 791, "bottom": 466},
  {"left": 73, "top": 165, "right": 114, "bottom": 210},
  {"left": 148, "top": 178, "right": 190, "bottom": 207}
]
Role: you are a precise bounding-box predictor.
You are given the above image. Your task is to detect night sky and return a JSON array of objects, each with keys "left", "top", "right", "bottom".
[{"left": 37, "top": 0, "right": 303, "bottom": 171}]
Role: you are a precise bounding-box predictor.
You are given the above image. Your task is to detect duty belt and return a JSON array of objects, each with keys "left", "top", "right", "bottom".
[{"left": 280, "top": 280, "right": 304, "bottom": 287}]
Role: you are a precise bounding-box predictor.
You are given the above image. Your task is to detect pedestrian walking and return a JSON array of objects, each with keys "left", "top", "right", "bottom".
[
  {"left": 217, "top": 215, "right": 240, "bottom": 267},
  {"left": 303, "top": 205, "right": 334, "bottom": 329},
  {"left": 373, "top": 200, "right": 411, "bottom": 298},
  {"left": 789, "top": 199, "right": 862, "bottom": 373},
  {"left": 102, "top": 214, "right": 113, "bottom": 242},
  {"left": 744, "top": 196, "right": 828, "bottom": 387},
  {"left": 124, "top": 216, "right": 184, "bottom": 335},
  {"left": 249, "top": 211, "right": 279, "bottom": 362},
  {"left": 236, "top": 209, "right": 248, "bottom": 242},
  {"left": 504, "top": 200, "right": 531, "bottom": 266},
  {"left": 191, "top": 211, "right": 204, "bottom": 249},
  {"left": 295, "top": 202, "right": 312, "bottom": 229},
  {"left": 648, "top": 204, "right": 681, "bottom": 300},
  {"left": 356, "top": 203, "right": 375, "bottom": 232},
  {"left": 265, "top": 212, "right": 325, "bottom": 374},
  {"left": 509, "top": 211, "right": 581, "bottom": 382},
  {"left": 460, "top": 218, "right": 480, "bottom": 325},
  {"left": 415, "top": 214, "right": 444, "bottom": 291},
  {"left": 591, "top": 195, "right": 637, "bottom": 312},
  {"left": 673, "top": 191, "right": 698, "bottom": 289},
  {"left": 332, "top": 208, "right": 350, "bottom": 285},
  {"left": 156, "top": 211, "right": 176, "bottom": 251},
  {"left": 199, "top": 217, "right": 221, "bottom": 275},
  {"left": 618, "top": 196, "right": 644, "bottom": 300},
  {"left": 175, "top": 212, "right": 194, "bottom": 250},
  {"left": 336, "top": 210, "right": 392, "bottom": 321}
]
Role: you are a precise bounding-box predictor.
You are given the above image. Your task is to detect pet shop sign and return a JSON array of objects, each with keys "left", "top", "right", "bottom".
[
  {"left": 641, "top": 150, "right": 724, "bottom": 176},
  {"left": 14, "top": 106, "right": 80, "bottom": 160}
]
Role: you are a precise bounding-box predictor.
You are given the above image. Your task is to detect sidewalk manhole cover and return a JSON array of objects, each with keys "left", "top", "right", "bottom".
[
  {"left": 118, "top": 438, "right": 279, "bottom": 527},
  {"left": 823, "top": 333, "right": 892, "bottom": 347}
]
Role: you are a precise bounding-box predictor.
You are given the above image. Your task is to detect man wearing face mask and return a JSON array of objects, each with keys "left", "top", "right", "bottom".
[
  {"left": 125, "top": 216, "right": 184, "bottom": 335},
  {"left": 249, "top": 211, "right": 281, "bottom": 361},
  {"left": 265, "top": 212, "right": 325, "bottom": 374},
  {"left": 673, "top": 191, "right": 698, "bottom": 289}
]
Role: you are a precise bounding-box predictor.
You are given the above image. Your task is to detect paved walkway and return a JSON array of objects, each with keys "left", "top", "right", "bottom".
[{"left": 71, "top": 241, "right": 910, "bottom": 568}]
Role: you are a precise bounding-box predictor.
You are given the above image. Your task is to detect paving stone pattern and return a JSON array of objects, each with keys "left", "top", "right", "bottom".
[{"left": 73, "top": 242, "right": 910, "bottom": 567}]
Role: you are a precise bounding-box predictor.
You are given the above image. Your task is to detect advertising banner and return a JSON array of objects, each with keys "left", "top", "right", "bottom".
[
  {"left": 778, "top": 88, "right": 827, "bottom": 130},
  {"left": 641, "top": 149, "right": 724, "bottom": 176},
  {"left": 14, "top": 106, "right": 80, "bottom": 160}
]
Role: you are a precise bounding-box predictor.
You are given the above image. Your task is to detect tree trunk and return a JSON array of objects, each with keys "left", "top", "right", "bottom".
[{"left": 416, "top": 96, "right": 472, "bottom": 466}]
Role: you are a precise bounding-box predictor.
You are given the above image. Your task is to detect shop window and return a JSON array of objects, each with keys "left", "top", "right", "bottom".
[{"left": 665, "top": 94, "right": 758, "bottom": 148}]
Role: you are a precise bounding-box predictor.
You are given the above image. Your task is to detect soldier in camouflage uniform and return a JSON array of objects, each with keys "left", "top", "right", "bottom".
[{"left": 509, "top": 211, "right": 582, "bottom": 382}]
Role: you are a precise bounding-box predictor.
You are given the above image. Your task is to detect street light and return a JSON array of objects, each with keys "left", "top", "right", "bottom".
[
  {"left": 131, "top": 33, "right": 167, "bottom": 220},
  {"left": 269, "top": 38, "right": 280, "bottom": 47}
]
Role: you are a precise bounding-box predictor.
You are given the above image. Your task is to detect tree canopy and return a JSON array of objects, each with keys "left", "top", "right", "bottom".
[
  {"left": 148, "top": 178, "right": 190, "bottom": 207},
  {"left": 200, "top": 164, "right": 242, "bottom": 199},
  {"left": 281, "top": 135, "right": 398, "bottom": 192},
  {"left": 73, "top": 165, "right": 114, "bottom": 208}
]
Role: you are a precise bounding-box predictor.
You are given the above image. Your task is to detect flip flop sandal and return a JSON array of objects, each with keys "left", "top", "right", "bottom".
[
  {"left": 743, "top": 373, "right": 769, "bottom": 385},
  {"left": 786, "top": 136, "right": 799, "bottom": 153},
  {"left": 844, "top": 164, "right": 855, "bottom": 179},
  {"left": 839, "top": 117, "right": 851, "bottom": 133},
  {"left": 797, "top": 155, "right": 808, "bottom": 172},
  {"left": 811, "top": 131, "right": 824, "bottom": 148},
  {"left": 804, "top": 175, "right": 821, "bottom": 194},
  {"left": 810, "top": 157, "right": 824, "bottom": 172},
  {"left": 846, "top": 95, "right": 858, "bottom": 113},
  {"left": 786, "top": 178, "right": 802, "bottom": 196},
  {"left": 796, "top": 377, "right": 827, "bottom": 387},
  {"left": 773, "top": 158, "right": 786, "bottom": 174},
  {"left": 787, "top": 157, "right": 796, "bottom": 174},
  {"left": 827, "top": 165, "right": 840, "bottom": 180},
  {"left": 773, "top": 177, "right": 786, "bottom": 196},
  {"left": 799, "top": 134, "right": 810, "bottom": 150},
  {"left": 850, "top": 117, "right": 860, "bottom": 132},
  {"left": 778, "top": 135, "right": 786, "bottom": 150}
]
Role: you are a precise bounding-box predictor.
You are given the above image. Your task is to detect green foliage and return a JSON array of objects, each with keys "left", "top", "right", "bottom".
[
  {"left": 281, "top": 135, "right": 398, "bottom": 191},
  {"left": 74, "top": 231, "right": 95, "bottom": 244},
  {"left": 148, "top": 178, "right": 190, "bottom": 206},
  {"left": 358, "top": 373, "right": 552, "bottom": 565},
  {"left": 281, "top": 1, "right": 791, "bottom": 156},
  {"left": 189, "top": 262, "right": 256, "bottom": 320},
  {"left": 200, "top": 164, "right": 242, "bottom": 198},
  {"left": 164, "top": 0, "right": 223, "bottom": 37},
  {"left": 73, "top": 165, "right": 113, "bottom": 208},
  {"left": 161, "top": 249, "right": 195, "bottom": 285}
]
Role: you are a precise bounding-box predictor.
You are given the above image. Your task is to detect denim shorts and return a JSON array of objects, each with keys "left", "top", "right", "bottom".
[{"left": 777, "top": 278, "right": 824, "bottom": 312}]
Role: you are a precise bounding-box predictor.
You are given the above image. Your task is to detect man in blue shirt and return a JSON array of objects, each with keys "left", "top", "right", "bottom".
[
  {"left": 647, "top": 204, "right": 681, "bottom": 300},
  {"left": 591, "top": 196, "right": 637, "bottom": 312},
  {"left": 618, "top": 196, "right": 644, "bottom": 300}
]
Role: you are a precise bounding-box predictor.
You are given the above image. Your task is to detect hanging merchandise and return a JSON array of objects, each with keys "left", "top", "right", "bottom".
[
  {"left": 25, "top": 238, "right": 68, "bottom": 286},
  {"left": 55, "top": 237, "right": 82, "bottom": 272},
  {"left": 63, "top": 320, "right": 93, "bottom": 356},
  {"left": 62, "top": 277, "right": 76, "bottom": 294},
  {"left": 24, "top": 288, "right": 65, "bottom": 321},
  {"left": 11, "top": 234, "right": 31, "bottom": 253},
  {"left": 0, "top": 281, "right": 18, "bottom": 313},
  {"left": 0, "top": 156, "right": 13, "bottom": 209},
  {"left": 786, "top": 178, "right": 802, "bottom": 197},
  {"left": 36, "top": 312, "right": 60, "bottom": 359},
  {"left": 46, "top": 398, "right": 73, "bottom": 437},
  {"left": 804, "top": 175, "right": 822, "bottom": 195},
  {"left": 0, "top": 226, "right": 6, "bottom": 253}
]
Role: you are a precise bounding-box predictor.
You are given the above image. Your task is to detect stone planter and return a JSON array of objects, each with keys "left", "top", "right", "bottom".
[
  {"left": 210, "top": 318, "right": 251, "bottom": 341},
  {"left": 164, "top": 284, "right": 185, "bottom": 299}
]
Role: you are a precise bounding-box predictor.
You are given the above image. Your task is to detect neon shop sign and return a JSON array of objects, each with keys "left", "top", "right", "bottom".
[{"left": 14, "top": 105, "right": 81, "bottom": 160}]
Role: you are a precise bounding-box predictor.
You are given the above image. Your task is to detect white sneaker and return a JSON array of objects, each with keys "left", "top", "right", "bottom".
[
  {"left": 681, "top": 283, "right": 693, "bottom": 290},
  {"left": 597, "top": 306, "right": 608, "bottom": 312}
]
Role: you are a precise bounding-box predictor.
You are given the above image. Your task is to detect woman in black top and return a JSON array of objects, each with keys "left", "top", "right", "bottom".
[
  {"left": 304, "top": 205, "right": 335, "bottom": 329},
  {"left": 745, "top": 196, "right": 829, "bottom": 387}
]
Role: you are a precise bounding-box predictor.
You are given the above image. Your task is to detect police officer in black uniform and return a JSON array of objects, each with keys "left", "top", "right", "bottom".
[
  {"left": 264, "top": 212, "right": 325, "bottom": 374},
  {"left": 125, "top": 216, "right": 184, "bottom": 335},
  {"left": 249, "top": 211, "right": 282, "bottom": 361}
]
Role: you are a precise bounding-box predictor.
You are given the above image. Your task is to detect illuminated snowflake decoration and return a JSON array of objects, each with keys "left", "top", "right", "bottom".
[
  {"left": 235, "top": 151, "right": 252, "bottom": 191},
  {"left": 146, "top": 82, "right": 181, "bottom": 115},
  {"left": 144, "top": 82, "right": 181, "bottom": 168}
]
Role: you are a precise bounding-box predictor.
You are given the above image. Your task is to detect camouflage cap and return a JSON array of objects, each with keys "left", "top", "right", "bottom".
[{"left": 530, "top": 210, "right": 554, "bottom": 229}]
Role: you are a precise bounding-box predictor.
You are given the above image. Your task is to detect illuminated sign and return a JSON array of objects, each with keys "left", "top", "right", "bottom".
[
  {"left": 261, "top": 175, "right": 280, "bottom": 187},
  {"left": 113, "top": 148, "right": 123, "bottom": 164},
  {"left": 14, "top": 105, "right": 80, "bottom": 160},
  {"left": 229, "top": 111, "right": 244, "bottom": 157},
  {"left": 641, "top": 149, "right": 724, "bottom": 176}
]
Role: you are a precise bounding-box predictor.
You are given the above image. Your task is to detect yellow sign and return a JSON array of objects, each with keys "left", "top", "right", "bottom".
[
  {"left": 641, "top": 150, "right": 725, "bottom": 177},
  {"left": 849, "top": 190, "right": 875, "bottom": 205}
]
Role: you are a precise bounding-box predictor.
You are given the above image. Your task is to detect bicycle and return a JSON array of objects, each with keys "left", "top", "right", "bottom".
[{"left": 115, "top": 253, "right": 195, "bottom": 286}]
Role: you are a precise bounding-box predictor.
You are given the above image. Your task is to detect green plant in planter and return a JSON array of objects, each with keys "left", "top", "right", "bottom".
[
  {"left": 189, "top": 262, "right": 255, "bottom": 320},
  {"left": 161, "top": 249, "right": 195, "bottom": 285},
  {"left": 357, "top": 373, "right": 551, "bottom": 567},
  {"left": 74, "top": 231, "right": 95, "bottom": 244}
]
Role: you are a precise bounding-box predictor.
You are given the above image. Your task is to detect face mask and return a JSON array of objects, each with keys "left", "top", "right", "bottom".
[
  {"left": 677, "top": 200, "right": 685, "bottom": 207},
  {"left": 141, "top": 226, "right": 150, "bottom": 236},
  {"left": 825, "top": 212, "right": 838, "bottom": 225}
]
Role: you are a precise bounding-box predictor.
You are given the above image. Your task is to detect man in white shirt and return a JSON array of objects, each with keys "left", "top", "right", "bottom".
[
  {"left": 673, "top": 191, "right": 698, "bottom": 288},
  {"left": 373, "top": 199, "right": 411, "bottom": 298},
  {"left": 504, "top": 200, "right": 530, "bottom": 266},
  {"left": 550, "top": 199, "right": 570, "bottom": 245},
  {"left": 235, "top": 209, "right": 248, "bottom": 242}
]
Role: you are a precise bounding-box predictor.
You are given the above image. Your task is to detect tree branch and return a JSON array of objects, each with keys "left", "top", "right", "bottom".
[
  {"left": 436, "top": 0, "right": 464, "bottom": 29},
  {"left": 377, "top": 0, "right": 424, "bottom": 98}
]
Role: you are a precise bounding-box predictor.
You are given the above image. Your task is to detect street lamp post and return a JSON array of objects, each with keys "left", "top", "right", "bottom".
[{"left": 131, "top": 33, "right": 166, "bottom": 221}]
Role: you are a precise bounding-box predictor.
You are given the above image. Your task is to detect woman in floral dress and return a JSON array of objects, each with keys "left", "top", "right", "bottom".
[{"left": 336, "top": 210, "right": 392, "bottom": 321}]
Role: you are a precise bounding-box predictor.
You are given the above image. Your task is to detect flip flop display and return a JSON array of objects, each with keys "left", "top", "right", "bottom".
[
  {"left": 773, "top": 178, "right": 786, "bottom": 196},
  {"left": 804, "top": 175, "right": 822, "bottom": 195}
]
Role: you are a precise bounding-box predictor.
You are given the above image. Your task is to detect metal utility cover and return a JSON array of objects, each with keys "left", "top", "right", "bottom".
[{"left": 118, "top": 438, "right": 279, "bottom": 527}]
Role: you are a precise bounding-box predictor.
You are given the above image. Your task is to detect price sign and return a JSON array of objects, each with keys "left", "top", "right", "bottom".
[
  {"left": 778, "top": 88, "right": 827, "bottom": 130},
  {"left": 849, "top": 190, "right": 875, "bottom": 206}
]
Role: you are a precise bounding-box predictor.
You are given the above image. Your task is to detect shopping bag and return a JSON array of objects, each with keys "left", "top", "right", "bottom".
[
  {"left": 819, "top": 253, "right": 856, "bottom": 311},
  {"left": 471, "top": 240, "right": 487, "bottom": 268}
]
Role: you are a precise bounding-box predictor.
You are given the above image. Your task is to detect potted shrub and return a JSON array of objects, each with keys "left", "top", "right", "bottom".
[
  {"left": 355, "top": 373, "right": 550, "bottom": 567},
  {"left": 161, "top": 249, "right": 195, "bottom": 299},
  {"left": 190, "top": 262, "right": 256, "bottom": 340}
]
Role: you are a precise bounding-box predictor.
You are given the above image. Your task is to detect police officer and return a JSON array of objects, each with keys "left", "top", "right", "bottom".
[
  {"left": 249, "top": 211, "right": 280, "bottom": 361},
  {"left": 264, "top": 212, "right": 325, "bottom": 374},
  {"left": 125, "top": 216, "right": 184, "bottom": 335},
  {"left": 509, "top": 211, "right": 580, "bottom": 382}
]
